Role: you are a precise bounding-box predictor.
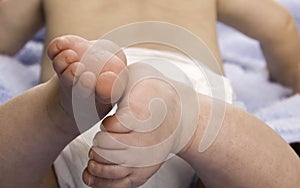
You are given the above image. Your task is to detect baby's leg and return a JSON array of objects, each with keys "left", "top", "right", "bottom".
[
  {"left": 47, "top": 35, "right": 127, "bottom": 120},
  {"left": 85, "top": 65, "right": 300, "bottom": 187},
  {"left": 0, "top": 0, "right": 43, "bottom": 55}
]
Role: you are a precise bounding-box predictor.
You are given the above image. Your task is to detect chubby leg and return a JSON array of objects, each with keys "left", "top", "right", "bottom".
[
  {"left": 0, "top": 36, "right": 128, "bottom": 187},
  {"left": 84, "top": 62, "right": 300, "bottom": 188},
  {"left": 38, "top": 166, "right": 59, "bottom": 188},
  {"left": 0, "top": 0, "right": 43, "bottom": 55},
  {"left": 179, "top": 98, "right": 300, "bottom": 188},
  {"left": 87, "top": 95, "right": 300, "bottom": 188}
]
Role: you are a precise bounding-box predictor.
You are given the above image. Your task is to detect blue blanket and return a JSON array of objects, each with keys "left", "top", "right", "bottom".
[{"left": 0, "top": 0, "right": 299, "bottom": 143}]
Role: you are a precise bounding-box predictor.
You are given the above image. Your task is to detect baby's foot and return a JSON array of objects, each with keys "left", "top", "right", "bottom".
[
  {"left": 47, "top": 35, "right": 127, "bottom": 121},
  {"left": 82, "top": 63, "right": 200, "bottom": 187},
  {"left": 94, "top": 63, "right": 199, "bottom": 161}
]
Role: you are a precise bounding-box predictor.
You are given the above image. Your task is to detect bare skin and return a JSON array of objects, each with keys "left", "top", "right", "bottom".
[
  {"left": 0, "top": 77, "right": 77, "bottom": 188},
  {"left": 179, "top": 99, "right": 300, "bottom": 187},
  {"left": 40, "top": 1, "right": 300, "bottom": 185},
  {"left": 40, "top": 0, "right": 221, "bottom": 82},
  {"left": 1, "top": 0, "right": 299, "bottom": 90},
  {"left": 1, "top": 35, "right": 298, "bottom": 188},
  {"left": 87, "top": 74, "right": 300, "bottom": 187},
  {"left": 0, "top": 0, "right": 43, "bottom": 55},
  {"left": 0, "top": 0, "right": 299, "bottom": 187},
  {"left": 44, "top": 36, "right": 300, "bottom": 188},
  {"left": 0, "top": 36, "right": 127, "bottom": 187},
  {"left": 47, "top": 35, "right": 127, "bottom": 112},
  {"left": 42, "top": 0, "right": 300, "bottom": 91}
]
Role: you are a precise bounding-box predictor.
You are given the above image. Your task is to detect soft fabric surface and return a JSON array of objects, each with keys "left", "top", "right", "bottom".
[{"left": 0, "top": 0, "right": 299, "bottom": 143}]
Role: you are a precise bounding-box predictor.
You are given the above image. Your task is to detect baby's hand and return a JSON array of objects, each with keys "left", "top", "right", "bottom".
[{"left": 82, "top": 62, "right": 199, "bottom": 187}]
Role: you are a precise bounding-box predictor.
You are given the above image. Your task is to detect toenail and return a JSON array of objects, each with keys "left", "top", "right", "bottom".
[
  {"left": 88, "top": 175, "right": 94, "bottom": 186},
  {"left": 99, "top": 71, "right": 117, "bottom": 79},
  {"left": 89, "top": 161, "right": 96, "bottom": 171},
  {"left": 89, "top": 149, "right": 94, "bottom": 159},
  {"left": 57, "top": 37, "right": 68, "bottom": 49},
  {"left": 56, "top": 41, "right": 63, "bottom": 50}
]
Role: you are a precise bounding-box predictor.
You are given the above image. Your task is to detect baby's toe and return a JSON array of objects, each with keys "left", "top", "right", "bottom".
[
  {"left": 47, "top": 35, "right": 89, "bottom": 60},
  {"left": 52, "top": 49, "right": 79, "bottom": 75},
  {"left": 95, "top": 56, "right": 128, "bottom": 104},
  {"left": 47, "top": 37, "right": 69, "bottom": 60},
  {"left": 96, "top": 72, "right": 119, "bottom": 102},
  {"left": 101, "top": 115, "right": 131, "bottom": 133},
  {"left": 60, "top": 62, "right": 85, "bottom": 86}
]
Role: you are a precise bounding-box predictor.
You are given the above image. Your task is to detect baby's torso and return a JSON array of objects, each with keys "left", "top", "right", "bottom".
[
  {"left": 99, "top": 0, "right": 221, "bottom": 64},
  {"left": 44, "top": 0, "right": 220, "bottom": 60},
  {"left": 45, "top": 0, "right": 223, "bottom": 77}
]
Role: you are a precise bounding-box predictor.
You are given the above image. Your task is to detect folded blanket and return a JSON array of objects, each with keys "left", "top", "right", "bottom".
[
  {"left": 0, "top": 53, "right": 40, "bottom": 103},
  {"left": 0, "top": 0, "right": 299, "bottom": 143}
]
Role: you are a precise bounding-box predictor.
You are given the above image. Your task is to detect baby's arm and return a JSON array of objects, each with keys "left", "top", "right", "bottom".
[
  {"left": 217, "top": 0, "right": 300, "bottom": 92},
  {"left": 0, "top": 0, "right": 43, "bottom": 55}
]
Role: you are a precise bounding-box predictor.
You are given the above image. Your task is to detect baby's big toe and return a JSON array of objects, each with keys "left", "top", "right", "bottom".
[
  {"left": 47, "top": 35, "right": 89, "bottom": 60},
  {"left": 95, "top": 56, "right": 128, "bottom": 104},
  {"left": 78, "top": 39, "right": 128, "bottom": 104},
  {"left": 96, "top": 71, "right": 124, "bottom": 103},
  {"left": 47, "top": 36, "right": 69, "bottom": 60}
]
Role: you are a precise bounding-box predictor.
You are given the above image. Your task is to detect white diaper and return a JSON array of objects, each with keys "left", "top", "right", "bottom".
[{"left": 54, "top": 48, "right": 233, "bottom": 188}]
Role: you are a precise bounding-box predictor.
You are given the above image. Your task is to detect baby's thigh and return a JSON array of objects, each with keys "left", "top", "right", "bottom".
[
  {"left": 39, "top": 166, "right": 59, "bottom": 188},
  {"left": 142, "top": 156, "right": 195, "bottom": 188}
]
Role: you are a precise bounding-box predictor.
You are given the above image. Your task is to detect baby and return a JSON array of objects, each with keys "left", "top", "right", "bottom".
[
  {"left": 45, "top": 0, "right": 300, "bottom": 186},
  {"left": 0, "top": 34, "right": 299, "bottom": 188},
  {"left": 48, "top": 31, "right": 299, "bottom": 188},
  {"left": 1, "top": 0, "right": 300, "bottom": 187}
]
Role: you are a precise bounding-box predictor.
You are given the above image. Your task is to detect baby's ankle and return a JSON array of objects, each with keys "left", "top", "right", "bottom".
[
  {"left": 45, "top": 76, "right": 80, "bottom": 139},
  {"left": 177, "top": 94, "right": 211, "bottom": 158}
]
